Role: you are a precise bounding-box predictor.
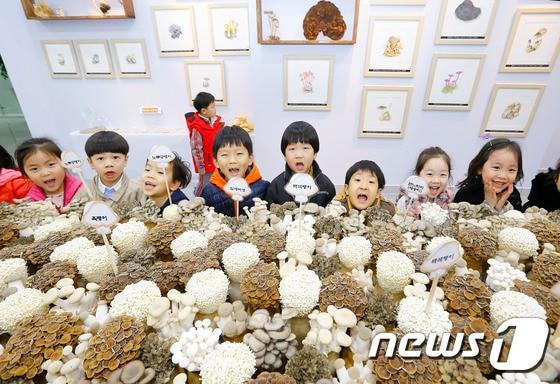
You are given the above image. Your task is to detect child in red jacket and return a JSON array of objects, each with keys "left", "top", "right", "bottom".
[
  {"left": 0, "top": 145, "right": 33, "bottom": 203},
  {"left": 185, "top": 92, "right": 223, "bottom": 196}
]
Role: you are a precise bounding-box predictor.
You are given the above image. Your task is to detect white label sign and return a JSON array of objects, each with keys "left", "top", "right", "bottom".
[
  {"left": 285, "top": 173, "right": 319, "bottom": 203},
  {"left": 82, "top": 201, "right": 119, "bottom": 228},
  {"left": 149, "top": 145, "right": 175, "bottom": 167},
  {"left": 403, "top": 175, "right": 428, "bottom": 197},
  {"left": 224, "top": 177, "right": 251, "bottom": 201},
  {"left": 61, "top": 151, "right": 83, "bottom": 170},
  {"left": 421, "top": 239, "right": 462, "bottom": 274}
]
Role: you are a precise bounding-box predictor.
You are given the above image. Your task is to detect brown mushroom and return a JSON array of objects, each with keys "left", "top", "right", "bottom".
[
  {"left": 303, "top": 0, "right": 347, "bottom": 41},
  {"left": 319, "top": 272, "right": 367, "bottom": 320},
  {"left": 240, "top": 261, "right": 281, "bottom": 310}
]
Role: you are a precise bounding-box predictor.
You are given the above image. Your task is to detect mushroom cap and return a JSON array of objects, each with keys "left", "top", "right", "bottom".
[{"left": 333, "top": 307, "right": 357, "bottom": 328}]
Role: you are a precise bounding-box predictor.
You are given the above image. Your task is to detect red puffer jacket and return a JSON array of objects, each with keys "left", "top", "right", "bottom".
[{"left": 0, "top": 168, "right": 33, "bottom": 203}]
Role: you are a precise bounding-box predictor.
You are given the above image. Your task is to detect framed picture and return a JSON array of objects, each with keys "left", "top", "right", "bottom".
[
  {"left": 22, "top": 0, "right": 135, "bottom": 19},
  {"left": 480, "top": 83, "right": 545, "bottom": 137},
  {"left": 257, "top": 0, "right": 359, "bottom": 45},
  {"left": 111, "top": 39, "right": 150, "bottom": 78},
  {"left": 41, "top": 40, "right": 81, "bottom": 79},
  {"left": 283, "top": 55, "right": 334, "bottom": 111},
  {"left": 358, "top": 86, "right": 413, "bottom": 138},
  {"left": 152, "top": 5, "right": 199, "bottom": 57},
  {"left": 184, "top": 61, "right": 227, "bottom": 106},
  {"left": 364, "top": 15, "right": 424, "bottom": 77},
  {"left": 75, "top": 40, "right": 114, "bottom": 79},
  {"left": 370, "top": 0, "right": 425, "bottom": 4},
  {"left": 435, "top": 0, "right": 499, "bottom": 44},
  {"left": 500, "top": 7, "right": 560, "bottom": 73},
  {"left": 423, "top": 53, "right": 485, "bottom": 111},
  {"left": 209, "top": 3, "right": 251, "bottom": 55}
]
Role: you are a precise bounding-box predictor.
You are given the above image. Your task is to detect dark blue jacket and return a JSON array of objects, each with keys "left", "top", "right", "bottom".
[{"left": 160, "top": 189, "right": 188, "bottom": 214}]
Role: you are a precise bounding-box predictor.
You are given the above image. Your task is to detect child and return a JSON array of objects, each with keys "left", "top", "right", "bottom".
[
  {"left": 0, "top": 145, "right": 33, "bottom": 203},
  {"left": 335, "top": 160, "right": 395, "bottom": 214},
  {"left": 522, "top": 159, "right": 560, "bottom": 212},
  {"left": 396, "top": 147, "right": 453, "bottom": 217},
  {"left": 75, "top": 131, "right": 142, "bottom": 207},
  {"left": 185, "top": 92, "right": 223, "bottom": 197},
  {"left": 201, "top": 125, "right": 269, "bottom": 217},
  {"left": 265, "top": 121, "right": 335, "bottom": 207},
  {"left": 142, "top": 152, "right": 192, "bottom": 214},
  {"left": 15, "top": 138, "right": 83, "bottom": 209},
  {"left": 454, "top": 138, "right": 523, "bottom": 212}
]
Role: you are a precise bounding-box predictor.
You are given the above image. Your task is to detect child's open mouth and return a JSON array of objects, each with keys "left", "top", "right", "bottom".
[
  {"left": 228, "top": 167, "right": 240, "bottom": 177},
  {"left": 357, "top": 193, "right": 368, "bottom": 203},
  {"left": 144, "top": 181, "right": 156, "bottom": 191},
  {"left": 104, "top": 171, "right": 116, "bottom": 179},
  {"left": 295, "top": 162, "right": 306, "bottom": 172},
  {"left": 43, "top": 178, "right": 56, "bottom": 189},
  {"left": 429, "top": 186, "right": 440, "bottom": 194}
]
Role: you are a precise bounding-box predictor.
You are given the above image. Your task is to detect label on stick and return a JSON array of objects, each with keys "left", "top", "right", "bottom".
[
  {"left": 421, "top": 239, "right": 462, "bottom": 274},
  {"left": 224, "top": 177, "right": 251, "bottom": 201},
  {"left": 61, "top": 151, "right": 84, "bottom": 170},
  {"left": 285, "top": 173, "right": 319, "bottom": 203},
  {"left": 149, "top": 145, "right": 175, "bottom": 168},
  {"left": 82, "top": 201, "right": 119, "bottom": 228},
  {"left": 403, "top": 175, "right": 428, "bottom": 197}
]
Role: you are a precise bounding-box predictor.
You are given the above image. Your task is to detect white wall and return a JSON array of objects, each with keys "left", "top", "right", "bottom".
[{"left": 0, "top": 0, "right": 559, "bottom": 187}]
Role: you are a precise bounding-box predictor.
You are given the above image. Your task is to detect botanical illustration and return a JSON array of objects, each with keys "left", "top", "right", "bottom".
[
  {"left": 526, "top": 28, "right": 548, "bottom": 53},
  {"left": 125, "top": 54, "right": 136, "bottom": 65},
  {"left": 501, "top": 102, "right": 521, "bottom": 120},
  {"left": 299, "top": 70, "right": 315, "bottom": 93},
  {"left": 441, "top": 71, "right": 463, "bottom": 94},
  {"left": 224, "top": 20, "right": 239, "bottom": 39},
  {"left": 264, "top": 10, "right": 280, "bottom": 41},
  {"left": 91, "top": 54, "right": 100, "bottom": 64},
  {"left": 168, "top": 24, "right": 183, "bottom": 39},
  {"left": 383, "top": 36, "right": 402, "bottom": 57},
  {"left": 303, "top": 0, "right": 346, "bottom": 41},
  {"left": 377, "top": 105, "right": 392, "bottom": 121},
  {"left": 202, "top": 77, "right": 211, "bottom": 88},
  {"left": 57, "top": 53, "right": 65, "bottom": 66},
  {"left": 455, "top": 0, "right": 481, "bottom": 22}
]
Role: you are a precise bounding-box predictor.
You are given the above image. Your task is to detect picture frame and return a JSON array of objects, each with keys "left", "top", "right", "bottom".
[
  {"left": 370, "top": 0, "right": 425, "bottom": 4},
  {"left": 480, "top": 83, "right": 545, "bottom": 137},
  {"left": 283, "top": 55, "right": 335, "bottom": 111},
  {"left": 75, "top": 40, "right": 114, "bottom": 79},
  {"left": 41, "top": 40, "right": 81, "bottom": 79},
  {"left": 152, "top": 5, "right": 199, "bottom": 57},
  {"left": 364, "top": 15, "right": 424, "bottom": 77},
  {"left": 500, "top": 7, "right": 560, "bottom": 73},
  {"left": 22, "top": 0, "right": 135, "bottom": 20},
  {"left": 209, "top": 3, "right": 251, "bottom": 56},
  {"left": 184, "top": 60, "right": 227, "bottom": 106},
  {"left": 435, "top": 0, "right": 499, "bottom": 45},
  {"left": 111, "top": 39, "right": 150, "bottom": 78},
  {"left": 423, "top": 53, "right": 485, "bottom": 111},
  {"left": 358, "top": 85, "right": 413, "bottom": 138},
  {"left": 257, "top": 0, "right": 359, "bottom": 45}
]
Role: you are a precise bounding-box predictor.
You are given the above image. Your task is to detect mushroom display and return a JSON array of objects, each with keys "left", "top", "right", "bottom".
[
  {"left": 319, "top": 272, "right": 367, "bottom": 319},
  {"left": 240, "top": 261, "right": 281, "bottom": 310},
  {"left": 279, "top": 267, "right": 322, "bottom": 317},
  {"left": 199, "top": 342, "right": 256, "bottom": 384}
]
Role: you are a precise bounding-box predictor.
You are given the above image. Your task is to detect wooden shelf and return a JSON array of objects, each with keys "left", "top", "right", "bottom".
[{"left": 21, "top": 0, "right": 135, "bottom": 20}]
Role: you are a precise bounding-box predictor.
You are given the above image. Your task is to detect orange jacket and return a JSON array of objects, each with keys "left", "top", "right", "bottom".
[{"left": 0, "top": 169, "right": 33, "bottom": 204}]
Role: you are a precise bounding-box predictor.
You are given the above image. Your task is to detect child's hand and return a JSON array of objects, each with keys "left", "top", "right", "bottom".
[
  {"left": 495, "top": 184, "right": 513, "bottom": 211},
  {"left": 484, "top": 180, "right": 512, "bottom": 211}
]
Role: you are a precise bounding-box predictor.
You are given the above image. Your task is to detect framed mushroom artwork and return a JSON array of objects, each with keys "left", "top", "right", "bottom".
[
  {"left": 41, "top": 40, "right": 81, "bottom": 79},
  {"left": 500, "top": 7, "right": 560, "bottom": 73},
  {"left": 423, "top": 53, "right": 485, "bottom": 111},
  {"left": 111, "top": 39, "right": 150, "bottom": 78},
  {"left": 435, "top": 0, "right": 499, "bottom": 44},
  {"left": 256, "top": 0, "right": 359, "bottom": 44},
  {"left": 184, "top": 61, "right": 227, "bottom": 106},
  {"left": 364, "top": 15, "right": 424, "bottom": 77},
  {"left": 208, "top": 3, "right": 251, "bottom": 55},
  {"left": 480, "top": 83, "right": 545, "bottom": 137},
  {"left": 152, "top": 5, "right": 199, "bottom": 57},
  {"left": 358, "top": 86, "right": 413, "bottom": 138},
  {"left": 74, "top": 39, "right": 114, "bottom": 79},
  {"left": 283, "top": 55, "right": 335, "bottom": 111}
]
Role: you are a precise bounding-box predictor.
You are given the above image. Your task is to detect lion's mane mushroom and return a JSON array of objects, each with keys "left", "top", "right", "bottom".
[
  {"left": 243, "top": 309, "right": 297, "bottom": 370},
  {"left": 222, "top": 242, "right": 260, "bottom": 283},
  {"left": 26, "top": 261, "right": 78, "bottom": 292},
  {"left": 199, "top": 342, "right": 256, "bottom": 384},
  {"left": 170, "top": 318, "right": 221, "bottom": 372},
  {"left": 185, "top": 269, "right": 229, "bottom": 314},
  {"left": 319, "top": 272, "right": 367, "bottom": 319},
  {"left": 98, "top": 262, "right": 147, "bottom": 303},
  {"left": 83, "top": 315, "right": 145, "bottom": 380},
  {"left": 240, "top": 261, "right": 281, "bottom": 310},
  {"left": 213, "top": 301, "right": 248, "bottom": 338},
  {"left": 285, "top": 345, "right": 331, "bottom": 383},
  {"left": 76, "top": 245, "right": 119, "bottom": 283},
  {"left": 32, "top": 216, "right": 79, "bottom": 242},
  {"left": 498, "top": 227, "right": 539, "bottom": 265},
  {"left": 303, "top": 306, "right": 358, "bottom": 354},
  {"left": 0, "top": 288, "right": 46, "bottom": 333},
  {"left": 109, "top": 280, "right": 161, "bottom": 323},
  {"left": 443, "top": 273, "right": 492, "bottom": 319},
  {"left": 397, "top": 296, "right": 452, "bottom": 336},
  {"left": 0, "top": 258, "right": 27, "bottom": 297},
  {"left": 170, "top": 230, "right": 208, "bottom": 258},
  {"left": 0, "top": 310, "right": 82, "bottom": 381},
  {"left": 376, "top": 251, "right": 415, "bottom": 293},
  {"left": 146, "top": 220, "right": 185, "bottom": 258},
  {"left": 279, "top": 267, "right": 322, "bottom": 317},
  {"left": 49, "top": 236, "right": 96, "bottom": 264},
  {"left": 490, "top": 291, "right": 546, "bottom": 339},
  {"left": 110, "top": 220, "right": 148, "bottom": 254},
  {"left": 285, "top": 231, "right": 316, "bottom": 258},
  {"left": 248, "top": 229, "right": 286, "bottom": 263},
  {"left": 337, "top": 235, "right": 372, "bottom": 270}
]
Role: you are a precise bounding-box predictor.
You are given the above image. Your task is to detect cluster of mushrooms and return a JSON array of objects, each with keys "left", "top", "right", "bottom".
[{"left": 0, "top": 196, "right": 559, "bottom": 384}]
